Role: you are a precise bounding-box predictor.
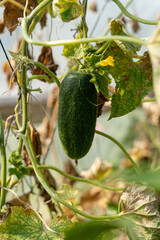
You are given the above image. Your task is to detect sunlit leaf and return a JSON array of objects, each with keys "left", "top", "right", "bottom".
[
  {"left": 55, "top": 0, "right": 83, "bottom": 22},
  {"left": 62, "top": 33, "right": 90, "bottom": 59},
  {"left": 0, "top": 206, "right": 70, "bottom": 240},
  {"left": 109, "top": 18, "right": 141, "bottom": 53}
]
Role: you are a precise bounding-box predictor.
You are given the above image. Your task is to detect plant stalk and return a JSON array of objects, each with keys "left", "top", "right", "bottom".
[
  {"left": 18, "top": 132, "right": 121, "bottom": 221},
  {"left": 0, "top": 114, "right": 7, "bottom": 209},
  {"left": 95, "top": 129, "right": 141, "bottom": 175}
]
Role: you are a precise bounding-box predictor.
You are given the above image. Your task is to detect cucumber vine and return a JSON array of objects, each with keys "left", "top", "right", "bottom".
[{"left": 0, "top": 0, "right": 160, "bottom": 239}]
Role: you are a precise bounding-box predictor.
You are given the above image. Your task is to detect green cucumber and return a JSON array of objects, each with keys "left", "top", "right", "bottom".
[{"left": 58, "top": 72, "right": 97, "bottom": 160}]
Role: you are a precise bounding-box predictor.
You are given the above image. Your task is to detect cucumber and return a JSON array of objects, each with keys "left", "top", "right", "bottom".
[{"left": 58, "top": 72, "right": 97, "bottom": 160}]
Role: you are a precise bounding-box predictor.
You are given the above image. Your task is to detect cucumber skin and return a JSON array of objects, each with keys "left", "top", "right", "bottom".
[{"left": 58, "top": 72, "right": 97, "bottom": 160}]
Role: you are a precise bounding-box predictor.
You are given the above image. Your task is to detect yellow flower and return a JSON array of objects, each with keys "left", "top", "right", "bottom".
[{"left": 100, "top": 56, "right": 115, "bottom": 67}]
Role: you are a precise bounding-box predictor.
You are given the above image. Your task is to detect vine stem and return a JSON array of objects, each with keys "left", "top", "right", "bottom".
[
  {"left": 103, "top": 0, "right": 133, "bottom": 36},
  {"left": 17, "top": 40, "right": 28, "bottom": 155},
  {"left": 0, "top": 114, "right": 7, "bottom": 209},
  {"left": 141, "top": 98, "right": 157, "bottom": 103},
  {"left": 27, "top": 74, "right": 51, "bottom": 84},
  {"left": 28, "top": 165, "right": 123, "bottom": 192},
  {"left": 112, "top": 0, "right": 158, "bottom": 25},
  {"left": 22, "top": 17, "right": 145, "bottom": 46},
  {"left": 32, "top": 61, "right": 60, "bottom": 88},
  {"left": 95, "top": 130, "right": 141, "bottom": 175},
  {"left": 18, "top": 132, "right": 121, "bottom": 220}
]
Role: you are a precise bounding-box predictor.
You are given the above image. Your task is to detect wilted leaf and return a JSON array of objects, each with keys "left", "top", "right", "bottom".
[
  {"left": 32, "top": 46, "right": 58, "bottom": 82},
  {"left": 40, "top": 11, "right": 47, "bottom": 29},
  {"left": 56, "top": 184, "right": 78, "bottom": 202},
  {"left": 3, "top": 0, "right": 36, "bottom": 34},
  {"left": 88, "top": 1, "right": 97, "bottom": 12},
  {"left": 119, "top": 184, "right": 160, "bottom": 240},
  {"left": 7, "top": 194, "right": 30, "bottom": 208},
  {"left": 80, "top": 157, "right": 112, "bottom": 180},
  {"left": 97, "top": 92, "right": 109, "bottom": 117},
  {"left": 0, "top": 19, "right": 5, "bottom": 33},
  {"left": 23, "top": 122, "right": 41, "bottom": 166},
  {"left": 130, "top": 19, "right": 140, "bottom": 33},
  {"left": 55, "top": 0, "right": 83, "bottom": 22},
  {"left": 80, "top": 187, "right": 107, "bottom": 215},
  {"left": 0, "top": 206, "right": 67, "bottom": 240},
  {"left": 2, "top": 60, "right": 16, "bottom": 89}
]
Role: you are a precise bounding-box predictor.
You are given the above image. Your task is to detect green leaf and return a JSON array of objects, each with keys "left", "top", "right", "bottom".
[
  {"left": 8, "top": 150, "right": 22, "bottom": 167},
  {"left": 56, "top": 184, "right": 78, "bottom": 202},
  {"left": 8, "top": 150, "right": 29, "bottom": 180},
  {"left": 62, "top": 33, "right": 90, "bottom": 59},
  {"left": 64, "top": 220, "right": 122, "bottom": 240},
  {"left": 9, "top": 166, "right": 29, "bottom": 180},
  {"left": 9, "top": 51, "right": 33, "bottom": 68},
  {"left": 105, "top": 44, "right": 152, "bottom": 119},
  {"left": 119, "top": 184, "right": 160, "bottom": 240},
  {"left": 90, "top": 72, "right": 110, "bottom": 99},
  {"left": 55, "top": 0, "right": 83, "bottom": 22},
  {"left": 109, "top": 19, "right": 141, "bottom": 53},
  {"left": 0, "top": 206, "right": 70, "bottom": 240}
]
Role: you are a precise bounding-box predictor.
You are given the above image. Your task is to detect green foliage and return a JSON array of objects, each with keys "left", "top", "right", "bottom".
[
  {"left": 0, "top": 206, "right": 71, "bottom": 240},
  {"left": 99, "top": 43, "right": 152, "bottom": 119},
  {"left": 8, "top": 151, "right": 29, "bottom": 180},
  {"left": 64, "top": 220, "right": 122, "bottom": 240},
  {"left": 55, "top": 0, "right": 83, "bottom": 22},
  {"left": 63, "top": 33, "right": 90, "bottom": 59},
  {"left": 109, "top": 18, "right": 141, "bottom": 53}
]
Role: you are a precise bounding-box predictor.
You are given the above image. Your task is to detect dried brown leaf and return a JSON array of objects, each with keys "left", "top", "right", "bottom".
[
  {"left": 3, "top": 0, "right": 36, "bottom": 34},
  {"left": 80, "top": 157, "right": 112, "bottom": 180},
  {"left": 23, "top": 122, "right": 41, "bottom": 166},
  {"left": 88, "top": 1, "right": 97, "bottom": 12},
  {"left": 32, "top": 47, "right": 58, "bottom": 82},
  {"left": 130, "top": 19, "right": 140, "bottom": 33},
  {"left": 80, "top": 187, "right": 107, "bottom": 215},
  {"left": 40, "top": 11, "right": 47, "bottom": 29},
  {"left": 7, "top": 193, "right": 30, "bottom": 208},
  {"left": 97, "top": 92, "right": 109, "bottom": 117},
  {"left": 2, "top": 59, "right": 16, "bottom": 89},
  {"left": 121, "top": 140, "right": 152, "bottom": 168},
  {"left": 2, "top": 38, "right": 24, "bottom": 89},
  {"left": 0, "top": 19, "right": 5, "bottom": 33},
  {"left": 120, "top": 184, "right": 160, "bottom": 240}
]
